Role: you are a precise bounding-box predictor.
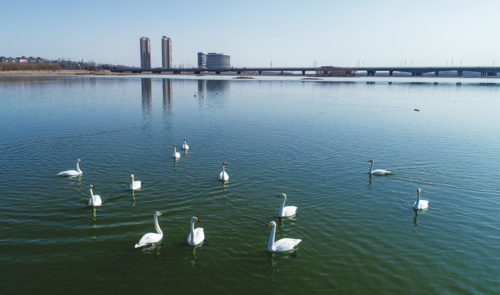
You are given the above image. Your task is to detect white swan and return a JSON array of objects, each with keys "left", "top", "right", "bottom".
[
  {"left": 135, "top": 211, "right": 164, "bottom": 248},
  {"left": 368, "top": 159, "right": 392, "bottom": 175},
  {"left": 277, "top": 193, "right": 297, "bottom": 217},
  {"left": 173, "top": 144, "right": 180, "bottom": 159},
  {"left": 266, "top": 221, "right": 301, "bottom": 252},
  {"left": 88, "top": 185, "right": 102, "bottom": 207},
  {"left": 413, "top": 188, "right": 429, "bottom": 210},
  {"left": 187, "top": 216, "right": 204, "bottom": 246},
  {"left": 218, "top": 162, "right": 229, "bottom": 181},
  {"left": 130, "top": 174, "right": 141, "bottom": 190},
  {"left": 182, "top": 138, "right": 189, "bottom": 150},
  {"left": 58, "top": 159, "right": 82, "bottom": 176}
]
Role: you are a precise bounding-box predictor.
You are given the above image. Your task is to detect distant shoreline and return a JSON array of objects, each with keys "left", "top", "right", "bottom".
[
  {"left": 1, "top": 70, "right": 499, "bottom": 81},
  {"left": 0, "top": 70, "right": 131, "bottom": 76}
]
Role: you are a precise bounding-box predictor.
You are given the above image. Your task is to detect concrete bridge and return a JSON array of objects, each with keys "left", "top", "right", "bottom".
[
  {"left": 359, "top": 66, "right": 499, "bottom": 76},
  {"left": 110, "top": 66, "right": 500, "bottom": 76}
]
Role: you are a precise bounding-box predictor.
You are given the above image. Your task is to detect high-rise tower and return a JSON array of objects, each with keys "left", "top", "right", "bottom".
[
  {"left": 140, "top": 37, "right": 151, "bottom": 69},
  {"left": 161, "top": 36, "right": 172, "bottom": 68}
]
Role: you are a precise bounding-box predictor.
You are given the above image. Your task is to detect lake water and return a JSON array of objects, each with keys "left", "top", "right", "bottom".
[{"left": 1, "top": 75, "right": 499, "bottom": 294}]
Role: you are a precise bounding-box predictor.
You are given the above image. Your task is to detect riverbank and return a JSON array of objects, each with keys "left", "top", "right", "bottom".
[{"left": 0, "top": 70, "right": 131, "bottom": 76}]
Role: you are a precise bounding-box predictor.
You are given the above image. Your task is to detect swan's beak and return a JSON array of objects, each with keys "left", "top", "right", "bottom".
[
  {"left": 196, "top": 218, "right": 201, "bottom": 222},
  {"left": 266, "top": 222, "right": 272, "bottom": 227}
]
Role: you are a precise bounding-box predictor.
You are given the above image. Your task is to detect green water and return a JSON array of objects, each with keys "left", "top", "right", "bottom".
[{"left": 0, "top": 75, "right": 499, "bottom": 294}]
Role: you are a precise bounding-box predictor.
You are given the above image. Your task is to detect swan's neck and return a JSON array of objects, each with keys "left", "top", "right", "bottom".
[
  {"left": 131, "top": 176, "right": 134, "bottom": 186},
  {"left": 222, "top": 165, "right": 226, "bottom": 173},
  {"left": 279, "top": 196, "right": 287, "bottom": 214},
  {"left": 268, "top": 225, "right": 276, "bottom": 251},
  {"left": 191, "top": 220, "right": 195, "bottom": 234},
  {"left": 369, "top": 161, "right": 374, "bottom": 173},
  {"left": 90, "top": 188, "right": 94, "bottom": 204},
  {"left": 416, "top": 192, "right": 420, "bottom": 206},
  {"left": 154, "top": 215, "right": 162, "bottom": 235},
  {"left": 174, "top": 146, "right": 177, "bottom": 153},
  {"left": 76, "top": 161, "right": 81, "bottom": 173}
]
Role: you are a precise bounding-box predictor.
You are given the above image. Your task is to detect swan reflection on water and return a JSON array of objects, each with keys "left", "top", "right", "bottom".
[
  {"left": 190, "top": 243, "right": 204, "bottom": 267},
  {"left": 131, "top": 190, "right": 136, "bottom": 207},
  {"left": 266, "top": 249, "right": 298, "bottom": 284},
  {"left": 91, "top": 207, "right": 98, "bottom": 228},
  {"left": 267, "top": 252, "right": 278, "bottom": 283},
  {"left": 413, "top": 209, "right": 419, "bottom": 233}
]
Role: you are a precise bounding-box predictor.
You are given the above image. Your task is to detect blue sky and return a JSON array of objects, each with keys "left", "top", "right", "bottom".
[{"left": 2, "top": 0, "right": 499, "bottom": 68}]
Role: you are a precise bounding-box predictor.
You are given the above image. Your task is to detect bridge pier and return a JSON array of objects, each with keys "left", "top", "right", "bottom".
[
  {"left": 216, "top": 71, "right": 221, "bottom": 74},
  {"left": 259, "top": 71, "right": 262, "bottom": 75},
  {"left": 302, "top": 70, "right": 305, "bottom": 75},
  {"left": 280, "top": 71, "right": 283, "bottom": 75},
  {"left": 367, "top": 70, "right": 376, "bottom": 76},
  {"left": 237, "top": 71, "right": 241, "bottom": 74},
  {"left": 458, "top": 70, "right": 463, "bottom": 76},
  {"left": 434, "top": 71, "right": 439, "bottom": 76},
  {"left": 389, "top": 71, "right": 393, "bottom": 76}
]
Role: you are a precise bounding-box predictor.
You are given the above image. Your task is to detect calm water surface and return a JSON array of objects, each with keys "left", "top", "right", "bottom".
[{"left": 0, "top": 75, "right": 499, "bottom": 294}]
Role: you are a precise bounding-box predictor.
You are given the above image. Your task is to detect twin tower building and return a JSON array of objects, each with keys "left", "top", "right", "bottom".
[{"left": 140, "top": 36, "right": 231, "bottom": 69}]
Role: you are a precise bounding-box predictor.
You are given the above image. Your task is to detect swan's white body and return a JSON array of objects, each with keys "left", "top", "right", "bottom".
[
  {"left": 266, "top": 221, "right": 301, "bottom": 253},
  {"left": 277, "top": 193, "right": 297, "bottom": 217},
  {"left": 187, "top": 217, "right": 204, "bottom": 246},
  {"left": 218, "top": 162, "right": 229, "bottom": 181},
  {"left": 173, "top": 145, "right": 180, "bottom": 159},
  {"left": 88, "top": 185, "right": 102, "bottom": 206},
  {"left": 58, "top": 159, "right": 82, "bottom": 176},
  {"left": 182, "top": 138, "right": 189, "bottom": 150},
  {"left": 130, "top": 174, "right": 141, "bottom": 190},
  {"left": 413, "top": 188, "right": 429, "bottom": 210},
  {"left": 135, "top": 211, "right": 164, "bottom": 248},
  {"left": 368, "top": 159, "right": 392, "bottom": 175}
]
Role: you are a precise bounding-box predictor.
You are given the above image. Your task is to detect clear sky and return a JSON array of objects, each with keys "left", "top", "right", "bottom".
[{"left": 2, "top": 0, "right": 499, "bottom": 68}]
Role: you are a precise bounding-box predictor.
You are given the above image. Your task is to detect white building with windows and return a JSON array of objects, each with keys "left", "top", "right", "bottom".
[{"left": 198, "top": 52, "right": 230, "bottom": 69}]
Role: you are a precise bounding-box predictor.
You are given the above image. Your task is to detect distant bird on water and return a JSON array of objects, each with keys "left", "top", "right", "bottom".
[
  {"left": 182, "top": 138, "right": 189, "bottom": 150},
  {"left": 173, "top": 144, "right": 180, "bottom": 159},
  {"left": 130, "top": 174, "right": 142, "bottom": 191},
  {"left": 413, "top": 188, "right": 429, "bottom": 210},
  {"left": 58, "top": 159, "right": 82, "bottom": 177},
  {"left": 218, "top": 162, "right": 229, "bottom": 181},
  {"left": 367, "top": 159, "right": 392, "bottom": 176},
  {"left": 88, "top": 185, "right": 102, "bottom": 207},
  {"left": 277, "top": 193, "right": 297, "bottom": 217}
]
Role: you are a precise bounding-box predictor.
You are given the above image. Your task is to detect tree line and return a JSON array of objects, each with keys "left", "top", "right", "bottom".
[{"left": 0, "top": 63, "right": 62, "bottom": 71}]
